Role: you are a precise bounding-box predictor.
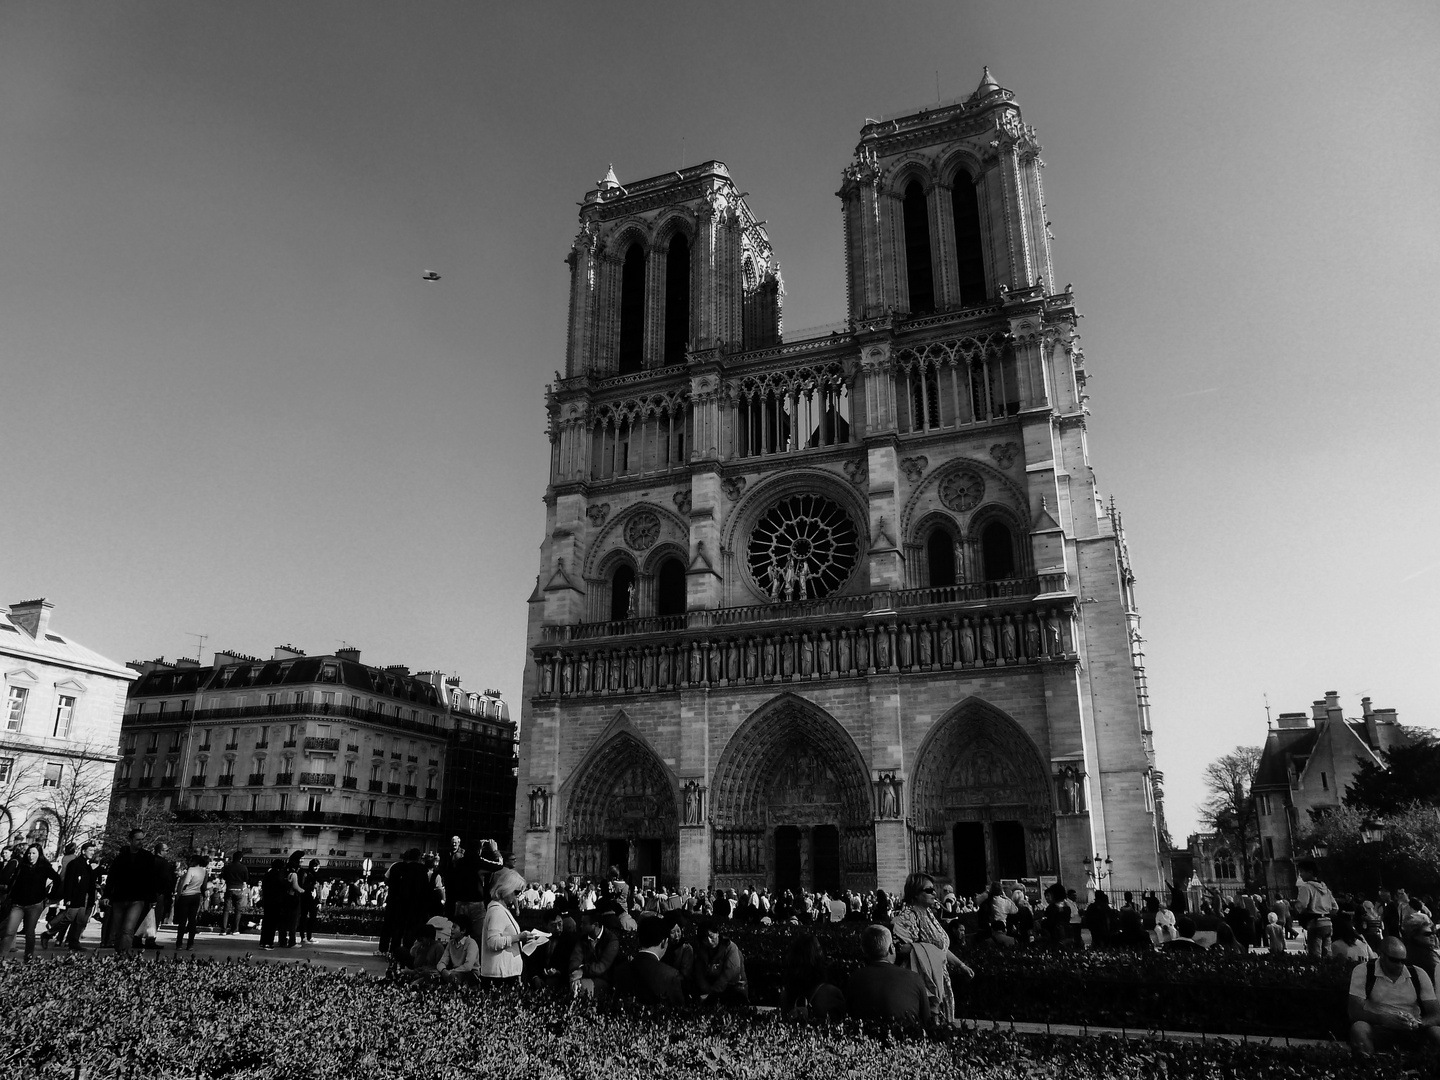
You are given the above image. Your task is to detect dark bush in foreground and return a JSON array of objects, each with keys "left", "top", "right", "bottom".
[{"left": 0, "top": 957, "right": 1386, "bottom": 1080}]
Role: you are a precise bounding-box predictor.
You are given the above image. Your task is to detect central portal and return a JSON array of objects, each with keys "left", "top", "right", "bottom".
[{"left": 710, "top": 695, "right": 877, "bottom": 893}]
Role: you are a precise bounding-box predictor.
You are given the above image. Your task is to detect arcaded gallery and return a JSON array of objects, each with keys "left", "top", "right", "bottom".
[{"left": 514, "top": 71, "right": 1164, "bottom": 898}]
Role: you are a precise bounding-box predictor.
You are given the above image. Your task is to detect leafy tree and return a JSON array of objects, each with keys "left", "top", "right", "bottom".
[
  {"left": 1345, "top": 729, "right": 1440, "bottom": 815},
  {"left": 1297, "top": 804, "right": 1440, "bottom": 898},
  {"left": 0, "top": 755, "right": 44, "bottom": 846},
  {"left": 100, "top": 801, "right": 243, "bottom": 863},
  {"left": 1197, "top": 745, "right": 1264, "bottom": 888}
]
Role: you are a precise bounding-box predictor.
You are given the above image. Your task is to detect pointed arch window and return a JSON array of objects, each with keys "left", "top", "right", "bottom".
[
  {"left": 926, "top": 527, "right": 957, "bottom": 588},
  {"left": 663, "top": 233, "right": 690, "bottom": 366},
  {"left": 617, "top": 242, "right": 646, "bottom": 374},
  {"left": 902, "top": 180, "right": 935, "bottom": 314},
  {"left": 655, "top": 558, "right": 687, "bottom": 617},
  {"left": 609, "top": 564, "right": 637, "bottom": 623},
  {"left": 979, "top": 520, "right": 1017, "bottom": 582},
  {"left": 951, "top": 170, "right": 986, "bottom": 306}
]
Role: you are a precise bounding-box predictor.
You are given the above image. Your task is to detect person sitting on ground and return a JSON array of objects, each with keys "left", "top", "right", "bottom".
[
  {"left": 1154, "top": 906, "right": 1178, "bottom": 945},
  {"left": 1334, "top": 911, "right": 1377, "bottom": 963},
  {"left": 436, "top": 920, "right": 480, "bottom": 984},
  {"left": 401, "top": 922, "right": 449, "bottom": 980},
  {"left": 660, "top": 914, "right": 695, "bottom": 991},
  {"left": 1161, "top": 915, "right": 1206, "bottom": 952},
  {"left": 779, "top": 932, "right": 845, "bottom": 1021},
  {"left": 1349, "top": 935, "right": 1440, "bottom": 1058},
  {"left": 844, "top": 923, "right": 932, "bottom": 1027},
  {"left": 692, "top": 918, "right": 749, "bottom": 1005},
  {"left": 522, "top": 907, "right": 573, "bottom": 993},
  {"left": 1007, "top": 889, "right": 1035, "bottom": 945},
  {"left": 569, "top": 908, "right": 621, "bottom": 998},
  {"left": 1403, "top": 912, "right": 1440, "bottom": 988},
  {"left": 612, "top": 915, "right": 686, "bottom": 1007}
]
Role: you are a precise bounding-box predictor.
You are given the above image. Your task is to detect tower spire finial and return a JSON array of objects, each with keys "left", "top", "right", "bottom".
[{"left": 975, "top": 66, "right": 1000, "bottom": 96}]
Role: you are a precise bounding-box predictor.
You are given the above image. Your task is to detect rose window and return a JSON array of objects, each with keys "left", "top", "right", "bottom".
[{"left": 747, "top": 494, "right": 859, "bottom": 601}]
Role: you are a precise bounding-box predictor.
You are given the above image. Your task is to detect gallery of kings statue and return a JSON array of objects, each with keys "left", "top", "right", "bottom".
[{"left": 512, "top": 70, "right": 1166, "bottom": 900}]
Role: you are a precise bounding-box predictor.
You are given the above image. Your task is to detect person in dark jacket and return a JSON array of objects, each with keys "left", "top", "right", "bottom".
[
  {"left": 104, "top": 829, "right": 154, "bottom": 955},
  {"left": 843, "top": 923, "right": 931, "bottom": 1025},
  {"left": 42, "top": 841, "right": 99, "bottom": 950},
  {"left": 1, "top": 844, "right": 62, "bottom": 962},
  {"left": 219, "top": 852, "right": 249, "bottom": 935},
  {"left": 279, "top": 851, "right": 305, "bottom": 948},
  {"left": 381, "top": 849, "right": 430, "bottom": 960},
  {"left": 258, "top": 860, "right": 289, "bottom": 949},
  {"left": 298, "top": 859, "right": 321, "bottom": 944},
  {"left": 613, "top": 916, "right": 686, "bottom": 1006}
]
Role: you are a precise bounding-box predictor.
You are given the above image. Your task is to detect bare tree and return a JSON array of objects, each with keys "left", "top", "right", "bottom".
[
  {"left": 28, "top": 741, "right": 117, "bottom": 855},
  {"left": 0, "top": 754, "right": 44, "bottom": 846},
  {"left": 1197, "top": 745, "right": 1264, "bottom": 889}
]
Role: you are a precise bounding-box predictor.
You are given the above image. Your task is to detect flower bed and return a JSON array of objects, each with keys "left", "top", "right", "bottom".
[{"left": 0, "top": 958, "right": 1377, "bottom": 1080}]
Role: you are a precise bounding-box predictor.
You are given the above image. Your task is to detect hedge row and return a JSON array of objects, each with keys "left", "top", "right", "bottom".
[{"left": 0, "top": 958, "right": 1377, "bottom": 1080}]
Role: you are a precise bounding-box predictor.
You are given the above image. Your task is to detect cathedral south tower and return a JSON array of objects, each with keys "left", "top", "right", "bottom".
[{"left": 515, "top": 70, "right": 1163, "bottom": 898}]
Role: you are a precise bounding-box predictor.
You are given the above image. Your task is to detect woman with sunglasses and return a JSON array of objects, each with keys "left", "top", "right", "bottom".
[{"left": 891, "top": 872, "right": 974, "bottom": 1025}]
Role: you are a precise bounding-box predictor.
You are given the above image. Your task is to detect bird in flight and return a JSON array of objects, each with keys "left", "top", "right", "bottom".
[{"left": 422, "top": 270, "right": 441, "bottom": 282}]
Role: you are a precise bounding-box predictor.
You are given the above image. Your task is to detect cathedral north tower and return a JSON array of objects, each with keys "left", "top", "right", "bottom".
[{"left": 515, "top": 70, "right": 1162, "bottom": 899}]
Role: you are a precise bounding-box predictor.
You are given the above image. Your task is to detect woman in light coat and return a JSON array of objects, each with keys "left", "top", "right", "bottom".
[{"left": 481, "top": 868, "right": 536, "bottom": 987}]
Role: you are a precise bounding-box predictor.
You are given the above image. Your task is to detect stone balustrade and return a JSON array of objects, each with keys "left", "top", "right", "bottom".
[{"left": 533, "top": 586, "right": 1077, "bottom": 700}]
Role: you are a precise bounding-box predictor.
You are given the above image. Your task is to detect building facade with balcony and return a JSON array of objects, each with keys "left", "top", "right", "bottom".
[
  {"left": 428, "top": 678, "right": 517, "bottom": 851},
  {"left": 515, "top": 71, "right": 1164, "bottom": 897},
  {"left": 1, "top": 599, "right": 136, "bottom": 854},
  {"left": 114, "top": 646, "right": 464, "bottom": 871},
  {"left": 1253, "top": 691, "right": 1410, "bottom": 894}
]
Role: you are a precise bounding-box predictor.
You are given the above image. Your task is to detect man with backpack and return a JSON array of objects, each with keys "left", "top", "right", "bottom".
[
  {"left": 1349, "top": 936, "right": 1440, "bottom": 1057},
  {"left": 1295, "top": 859, "right": 1337, "bottom": 959}
]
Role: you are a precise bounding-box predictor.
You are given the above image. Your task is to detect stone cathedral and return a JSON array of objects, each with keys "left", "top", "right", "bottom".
[{"left": 514, "top": 70, "right": 1164, "bottom": 899}]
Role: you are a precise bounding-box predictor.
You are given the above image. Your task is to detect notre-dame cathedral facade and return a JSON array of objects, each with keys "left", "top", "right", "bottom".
[{"left": 513, "top": 70, "right": 1164, "bottom": 898}]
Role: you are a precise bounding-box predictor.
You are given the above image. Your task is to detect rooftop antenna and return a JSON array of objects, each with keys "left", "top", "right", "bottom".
[
  {"left": 680, "top": 136, "right": 685, "bottom": 171},
  {"left": 186, "top": 632, "right": 209, "bottom": 664},
  {"left": 936, "top": 70, "right": 941, "bottom": 103},
  {"left": 1264, "top": 692, "right": 1272, "bottom": 727}
]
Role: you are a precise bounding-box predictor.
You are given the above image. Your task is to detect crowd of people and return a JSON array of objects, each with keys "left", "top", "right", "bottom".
[{"left": 3, "top": 835, "right": 1439, "bottom": 1058}]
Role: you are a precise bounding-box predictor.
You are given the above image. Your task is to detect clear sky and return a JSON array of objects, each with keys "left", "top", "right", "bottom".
[{"left": 3, "top": 1, "right": 1437, "bottom": 839}]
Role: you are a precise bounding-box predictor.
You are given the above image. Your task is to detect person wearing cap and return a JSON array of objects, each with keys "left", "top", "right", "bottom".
[
  {"left": 613, "top": 916, "right": 686, "bottom": 1007},
  {"left": 1349, "top": 935, "right": 1440, "bottom": 1057}
]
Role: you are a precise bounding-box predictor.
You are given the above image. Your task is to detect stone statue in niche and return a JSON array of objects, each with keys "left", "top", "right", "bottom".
[
  {"left": 1025, "top": 616, "right": 1041, "bottom": 659},
  {"left": 875, "top": 628, "right": 890, "bottom": 669},
  {"left": 939, "top": 621, "right": 954, "bottom": 665},
  {"left": 1056, "top": 765, "right": 1085, "bottom": 815},
  {"left": 744, "top": 638, "right": 758, "bottom": 679},
  {"left": 919, "top": 623, "right": 933, "bottom": 666},
  {"left": 763, "top": 637, "right": 777, "bottom": 678},
  {"left": 960, "top": 622, "right": 976, "bottom": 665},
  {"left": 817, "top": 631, "right": 832, "bottom": 676},
  {"left": 1001, "top": 616, "right": 1018, "bottom": 662},
  {"left": 561, "top": 657, "right": 573, "bottom": 695},
  {"left": 624, "top": 650, "right": 637, "bottom": 688},
  {"left": 607, "top": 656, "right": 621, "bottom": 691},
  {"left": 682, "top": 780, "right": 704, "bottom": 825},
  {"left": 528, "top": 787, "right": 550, "bottom": 829},
  {"left": 876, "top": 773, "right": 901, "bottom": 819},
  {"left": 782, "top": 555, "right": 799, "bottom": 602},
  {"left": 1046, "top": 612, "right": 1064, "bottom": 655},
  {"left": 837, "top": 631, "right": 852, "bottom": 673},
  {"left": 898, "top": 625, "right": 912, "bottom": 668},
  {"left": 799, "top": 633, "right": 814, "bottom": 676},
  {"left": 726, "top": 641, "right": 740, "bottom": 681},
  {"left": 577, "top": 654, "right": 591, "bottom": 693},
  {"left": 688, "top": 645, "right": 703, "bottom": 684},
  {"left": 779, "top": 636, "right": 793, "bottom": 677},
  {"left": 626, "top": 582, "right": 636, "bottom": 620},
  {"left": 657, "top": 646, "right": 671, "bottom": 687},
  {"left": 540, "top": 659, "right": 555, "bottom": 695},
  {"left": 980, "top": 620, "right": 997, "bottom": 663}
]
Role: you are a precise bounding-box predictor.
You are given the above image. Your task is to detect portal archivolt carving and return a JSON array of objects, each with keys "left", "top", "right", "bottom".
[
  {"left": 564, "top": 731, "right": 679, "bottom": 882},
  {"left": 909, "top": 698, "right": 1054, "bottom": 873}
]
